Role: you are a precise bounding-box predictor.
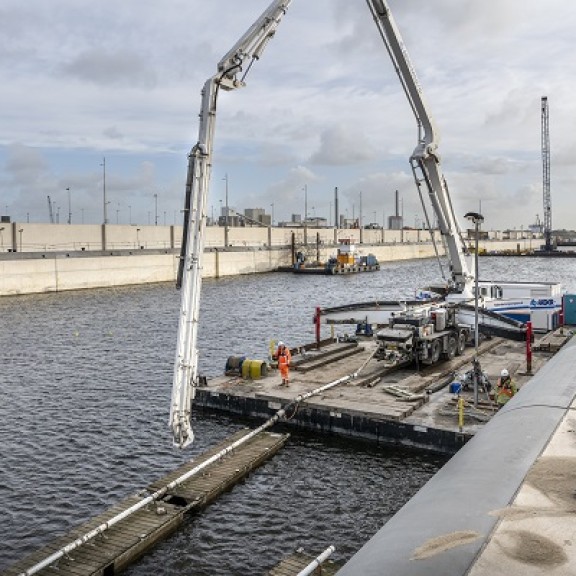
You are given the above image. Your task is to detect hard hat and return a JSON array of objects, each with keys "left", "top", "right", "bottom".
[
  {"left": 501, "top": 369, "right": 509, "bottom": 378},
  {"left": 278, "top": 341, "right": 284, "bottom": 347}
]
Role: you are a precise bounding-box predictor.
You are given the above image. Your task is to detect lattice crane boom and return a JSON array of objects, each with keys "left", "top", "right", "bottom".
[{"left": 541, "top": 96, "right": 552, "bottom": 251}]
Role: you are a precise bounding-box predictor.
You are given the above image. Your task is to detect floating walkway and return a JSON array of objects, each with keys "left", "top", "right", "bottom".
[{"left": 4, "top": 429, "right": 288, "bottom": 576}]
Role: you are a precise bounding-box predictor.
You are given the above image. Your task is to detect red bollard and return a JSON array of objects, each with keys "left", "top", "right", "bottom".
[{"left": 526, "top": 321, "right": 533, "bottom": 375}]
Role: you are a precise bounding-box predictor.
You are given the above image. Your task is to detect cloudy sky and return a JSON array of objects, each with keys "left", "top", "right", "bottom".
[{"left": 1, "top": 0, "right": 575, "bottom": 230}]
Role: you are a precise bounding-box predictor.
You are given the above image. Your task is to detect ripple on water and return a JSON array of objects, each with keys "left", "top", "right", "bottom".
[{"left": 3, "top": 258, "right": 568, "bottom": 573}]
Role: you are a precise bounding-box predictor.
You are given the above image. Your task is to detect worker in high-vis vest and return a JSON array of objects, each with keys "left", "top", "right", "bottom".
[
  {"left": 495, "top": 368, "right": 517, "bottom": 407},
  {"left": 277, "top": 342, "right": 291, "bottom": 386}
]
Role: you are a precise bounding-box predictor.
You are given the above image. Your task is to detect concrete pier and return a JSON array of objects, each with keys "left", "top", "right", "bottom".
[{"left": 335, "top": 336, "right": 576, "bottom": 575}]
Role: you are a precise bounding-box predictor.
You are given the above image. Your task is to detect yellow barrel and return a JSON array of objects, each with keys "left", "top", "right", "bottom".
[{"left": 241, "top": 359, "right": 268, "bottom": 379}]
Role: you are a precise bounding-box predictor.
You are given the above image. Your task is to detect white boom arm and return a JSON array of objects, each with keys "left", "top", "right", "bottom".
[
  {"left": 170, "top": 0, "right": 292, "bottom": 449},
  {"left": 366, "top": 0, "right": 475, "bottom": 297}
]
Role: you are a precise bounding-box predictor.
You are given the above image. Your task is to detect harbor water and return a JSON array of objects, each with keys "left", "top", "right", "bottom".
[{"left": 2, "top": 256, "right": 575, "bottom": 574}]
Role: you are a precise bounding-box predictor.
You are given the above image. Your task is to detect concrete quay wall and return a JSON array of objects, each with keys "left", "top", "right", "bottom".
[
  {"left": 0, "top": 221, "right": 534, "bottom": 296},
  {"left": 0, "top": 222, "right": 539, "bottom": 253}
]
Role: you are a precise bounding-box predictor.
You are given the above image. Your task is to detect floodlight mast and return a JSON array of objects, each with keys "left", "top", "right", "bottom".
[{"left": 170, "top": 0, "right": 292, "bottom": 449}]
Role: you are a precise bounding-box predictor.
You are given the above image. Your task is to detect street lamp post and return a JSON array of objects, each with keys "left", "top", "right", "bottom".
[
  {"left": 18, "top": 228, "right": 23, "bottom": 252},
  {"left": 154, "top": 193, "right": 158, "bottom": 226},
  {"left": 359, "top": 190, "right": 363, "bottom": 243},
  {"left": 270, "top": 202, "right": 274, "bottom": 226},
  {"left": 66, "top": 187, "right": 72, "bottom": 224},
  {"left": 303, "top": 184, "right": 308, "bottom": 244},
  {"left": 223, "top": 174, "right": 229, "bottom": 246},
  {"left": 101, "top": 157, "right": 108, "bottom": 224},
  {"left": 465, "top": 210, "right": 484, "bottom": 408}
]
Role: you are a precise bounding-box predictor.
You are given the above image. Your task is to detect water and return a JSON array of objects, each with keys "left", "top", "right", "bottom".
[{"left": 1, "top": 256, "right": 574, "bottom": 574}]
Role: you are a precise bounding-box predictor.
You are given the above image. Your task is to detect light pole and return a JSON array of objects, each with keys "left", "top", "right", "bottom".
[
  {"left": 66, "top": 187, "right": 72, "bottom": 224},
  {"left": 465, "top": 210, "right": 484, "bottom": 408},
  {"left": 136, "top": 227, "right": 141, "bottom": 248},
  {"left": 0, "top": 227, "right": 4, "bottom": 250},
  {"left": 154, "top": 193, "right": 158, "bottom": 226},
  {"left": 359, "top": 190, "right": 363, "bottom": 243},
  {"left": 223, "top": 174, "right": 229, "bottom": 246},
  {"left": 302, "top": 184, "right": 308, "bottom": 244},
  {"left": 270, "top": 202, "right": 274, "bottom": 226},
  {"left": 18, "top": 228, "right": 23, "bottom": 252},
  {"left": 101, "top": 157, "right": 108, "bottom": 224}
]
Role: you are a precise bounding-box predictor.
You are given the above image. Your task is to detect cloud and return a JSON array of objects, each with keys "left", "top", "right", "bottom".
[
  {"left": 62, "top": 50, "right": 157, "bottom": 88},
  {"left": 310, "top": 125, "right": 376, "bottom": 166},
  {"left": 1, "top": 0, "right": 576, "bottom": 229}
]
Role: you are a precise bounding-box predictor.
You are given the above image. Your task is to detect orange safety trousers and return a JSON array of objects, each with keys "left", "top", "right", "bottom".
[{"left": 278, "top": 354, "right": 290, "bottom": 380}]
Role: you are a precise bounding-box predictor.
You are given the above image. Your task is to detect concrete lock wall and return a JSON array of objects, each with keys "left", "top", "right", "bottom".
[{"left": 0, "top": 222, "right": 539, "bottom": 297}]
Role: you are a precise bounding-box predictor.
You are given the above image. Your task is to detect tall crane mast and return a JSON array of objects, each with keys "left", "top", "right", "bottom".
[
  {"left": 366, "top": 0, "right": 474, "bottom": 298},
  {"left": 170, "top": 0, "right": 292, "bottom": 449},
  {"left": 541, "top": 96, "right": 552, "bottom": 251}
]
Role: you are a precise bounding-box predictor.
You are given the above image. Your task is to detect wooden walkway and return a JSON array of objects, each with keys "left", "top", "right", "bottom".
[
  {"left": 4, "top": 429, "right": 289, "bottom": 576},
  {"left": 268, "top": 550, "right": 341, "bottom": 575}
]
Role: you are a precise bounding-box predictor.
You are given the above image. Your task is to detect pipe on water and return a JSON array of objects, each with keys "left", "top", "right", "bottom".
[{"left": 296, "top": 545, "right": 336, "bottom": 576}]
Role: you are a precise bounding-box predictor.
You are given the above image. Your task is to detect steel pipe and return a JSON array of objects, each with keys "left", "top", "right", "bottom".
[{"left": 296, "top": 545, "right": 336, "bottom": 576}]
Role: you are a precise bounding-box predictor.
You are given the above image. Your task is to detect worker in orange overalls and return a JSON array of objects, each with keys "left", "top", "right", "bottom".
[{"left": 277, "top": 342, "right": 292, "bottom": 386}]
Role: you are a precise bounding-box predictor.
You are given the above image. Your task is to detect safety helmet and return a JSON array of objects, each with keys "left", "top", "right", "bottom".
[
  {"left": 501, "top": 369, "right": 509, "bottom": 378},
  {"left": 278, "top": 341, "right": 284, "bottom": 347}
]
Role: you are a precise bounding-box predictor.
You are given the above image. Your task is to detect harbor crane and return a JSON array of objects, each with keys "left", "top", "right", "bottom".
[
  {"left": 541, "top": 96, "right": 553, "bottom": 252},
  {"left": 170, "top": 0, "right": 292, "bottom": 448}
]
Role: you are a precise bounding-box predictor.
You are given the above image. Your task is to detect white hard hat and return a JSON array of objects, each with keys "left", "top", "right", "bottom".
[
  {"left": 278, "top": 341, "right": 284, "bottom": 347},
  {"left": 501, "top": 369, "right": 509, "bottom": 378}
]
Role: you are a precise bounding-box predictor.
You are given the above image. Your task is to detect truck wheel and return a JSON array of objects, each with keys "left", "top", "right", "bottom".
[
  {"left": 430, "top": 340, "right": 441, "bottom": 364},
  {"left": 445, "top": 335, "right": 457, "bottom": 360},
  {"left": 456, "top": 331, "right": 466, "bottom": 356}
]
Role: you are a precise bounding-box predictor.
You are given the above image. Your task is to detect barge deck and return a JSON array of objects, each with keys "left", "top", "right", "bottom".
[{"left": 196, "top": 330, "right": 572, "bottom": 455}]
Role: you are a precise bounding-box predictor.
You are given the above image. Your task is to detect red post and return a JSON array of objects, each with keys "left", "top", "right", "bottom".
[
  {"left": 315, "top": 306, "right": 321, "bottom": 349},
  {"left": 526, "top": 321, "right": 533, "bottom": 374}
]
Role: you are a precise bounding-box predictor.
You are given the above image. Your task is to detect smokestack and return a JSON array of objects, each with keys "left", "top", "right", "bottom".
[{"left": 334, "top": 187, "right": 339, "bottom": 229}]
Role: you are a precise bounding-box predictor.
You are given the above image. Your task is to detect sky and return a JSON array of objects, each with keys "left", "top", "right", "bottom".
[{"left": 1, "top": 0, "right": 575, "bottom": 230}]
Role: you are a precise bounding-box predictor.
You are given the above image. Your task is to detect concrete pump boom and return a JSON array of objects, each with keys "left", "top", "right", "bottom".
[
  {"left": 366, "top": 0, "right": 475, "bottom": 297},
  {"left": 170, "top": 0, "right": 292, "bottom": 449}
]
